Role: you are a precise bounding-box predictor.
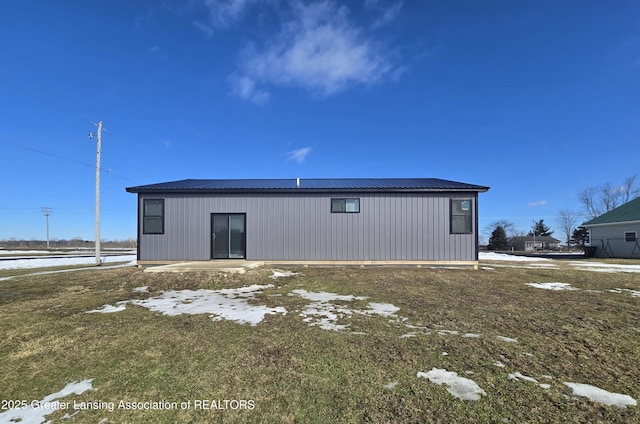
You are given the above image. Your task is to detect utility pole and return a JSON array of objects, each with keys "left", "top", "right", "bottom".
[
  {"left": 92, "top": 121, "right": 103, "bottom": 266},
  {"left": 41, "top": 207, "right": 52, "bottom": 249}
]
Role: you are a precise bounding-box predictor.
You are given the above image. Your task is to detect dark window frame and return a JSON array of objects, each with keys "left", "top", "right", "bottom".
[
  {"left": 331, "top": 198, "right": 360, "bottom": 213},
  {"left": 450, "top": 198, "right": 473, "bottom": 234},
  {"left": 143, "top": 198, "right": 164, "bottom": 235},
  {"left": 624, "top": 231, "right": 637, "bottom": 242}
]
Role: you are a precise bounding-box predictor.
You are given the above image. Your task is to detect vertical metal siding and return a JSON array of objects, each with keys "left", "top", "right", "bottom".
[
  {"left": 589, "top": 224, "right": 640, "bottom": 258},
  {"left": 137, "top": 192, "right": 478, "bottom": 261}
]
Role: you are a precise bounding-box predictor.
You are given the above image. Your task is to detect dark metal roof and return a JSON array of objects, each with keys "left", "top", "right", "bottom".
[{"left": 126, "top": 178, "right": 489, "bottom": 193}]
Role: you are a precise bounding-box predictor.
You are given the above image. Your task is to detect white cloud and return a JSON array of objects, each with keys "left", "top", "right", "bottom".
[
  {"left": 192, "top": 19, "right": 214, "bottom": 37},
  {"left": 528, "top": 200, "right": 548, "bottom": 207},
  {"left": 230, "top": 0, "right": 397, "bottom": 102},
  {"left": 228, "top": 74, "right": 270, "bottom": 105},
  {"left": 203, "top": 0, "right": 257, "bottom": 27},
  {"left": 286, "top": 147, "right": 312, "bottom": 163},
  {"left": 370, "top": 1, "right": 403, "bottom": 30}
]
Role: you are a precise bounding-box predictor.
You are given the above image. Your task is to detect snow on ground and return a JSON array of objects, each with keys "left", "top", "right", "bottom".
[
  {"left": 0, "top": 379, "right": 93, "bottom": 424},
  {"left": 87, "top": 284, "right": 287, "bottom": 326},
  {"left": 481, "top": 252, "right": 640, "bottom": 273},
  {"left": 270, "top": 270, "right": 301, "bottom": 278},
  {"left": 86, "top": 302, "right": 128, "bottom": 314},
  {"left": 569, "top": 262, "right": 640, "bottom": 273},
  {"left": 526, "top": 282, "right": 579, "bottom": 291},
  {"left": 608, "top": 288, "right": 640, "bottom": 297},
  {"left": 564, "top": 382, "right": 637, "bottom": 408},
  {"left": 479, "top": 252, "right": 553, "bottom": 262},
  {"left": 508, "top": 371, "right": 549, "bottom": 389},
  {"left": 496, "top": 336, "right": 518, "bottom": 343},
  {"left": 0, "top": 250, "right": 53, "bottom": 255},
  {"left": 417, "top": 368, "right": 486, "bottom": 401},
  {"left": 289, "top": 289, "right": 400, "bottom": 331},
  {"left": 0, "top": 254, "right": 136, "bottom": 270}
]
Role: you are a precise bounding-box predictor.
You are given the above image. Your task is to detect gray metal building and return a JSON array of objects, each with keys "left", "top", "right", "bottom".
[{"left": 126, "top": 178, "right": 490, "bottom": 267}]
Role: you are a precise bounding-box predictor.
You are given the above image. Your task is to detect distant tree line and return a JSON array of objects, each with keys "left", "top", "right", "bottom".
[
  {"left": 483, "top": 174, "right": 640, "bottom": 251},
  {"left": 0, "top": 238, "right": 136, "bottom": 249}
]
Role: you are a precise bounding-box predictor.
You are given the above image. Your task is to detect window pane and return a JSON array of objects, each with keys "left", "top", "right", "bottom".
[
  {"left": 144, "top": 217, "right": 163, "bottom": 234},
  {"left": 346, "top": 199, "right": 359, "bottom": 212},
  {"left": 145, "top": 200, "right": 163, "bottom": 216},
  {"left": 331, "top": 199, "right": 346, "bottom": 213},
  {"left": 625, "top": 232, "right": 637, "bottom": 242},
  {"left": 451, "top": 199, "right": 472, "bottom": 234}
]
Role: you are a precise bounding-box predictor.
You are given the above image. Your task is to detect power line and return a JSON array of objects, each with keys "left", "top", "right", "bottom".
[{"left": 0, "top": 137, "right": 137, "bottom": 183}]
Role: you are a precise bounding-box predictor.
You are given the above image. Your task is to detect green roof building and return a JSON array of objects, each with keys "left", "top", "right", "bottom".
[{"left": 583, "top": 197, "right": 640, "bottom": 258}]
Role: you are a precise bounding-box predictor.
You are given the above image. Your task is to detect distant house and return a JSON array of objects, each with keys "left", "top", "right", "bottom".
[
  {"left": 126, "top": 178, "right": 489, "bottom": 268},
  {"left": 583, "top": 197, "right": 640, "bottom": 258},
  {"left": 508, "top": 236, "right": 561, "bottom": 252}
]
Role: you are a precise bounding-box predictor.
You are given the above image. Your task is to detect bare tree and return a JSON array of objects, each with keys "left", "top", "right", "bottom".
[
  {"left": 579, "top": 174, "right": 640, "bottom": 219},
  {"left": 557, "top": 209, "right": 579, "bottom": 247},
  {"left": 621, "top": 175, "right": 640, "bottom": 203},
  {"left": 578, "top": 186, "right": 602, "bottom": 219}
]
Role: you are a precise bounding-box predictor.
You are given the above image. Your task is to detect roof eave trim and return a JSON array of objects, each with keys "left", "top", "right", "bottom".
[
  {"left": 583, "top": 219, "right": 640, "bottom": 227},
  {"left": 126, "top": 187, "right": 490, "bottom": 194}
]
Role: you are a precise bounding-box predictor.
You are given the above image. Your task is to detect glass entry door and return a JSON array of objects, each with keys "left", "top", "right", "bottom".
[{"left": 211, "top": 214, "right": 246, "bottom": 259}]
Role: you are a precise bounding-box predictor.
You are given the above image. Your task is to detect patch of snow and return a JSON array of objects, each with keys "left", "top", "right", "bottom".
[
  {"left": 132, "top": 286, "right": 148, "bottom": 293},
  {"left": 383, "top": 381, "right": 399, "bottom": 389},
  {"left": 569, "top": 261, "right": 640, "bottom": 273},
  {"left": 540, "top": 384, "right": 551, "bottom": 389},
  {"left": 479, "top": 252, "right": 552, "bottom": 262},
  {"left": 608, "top": 288, "right": 640, "bottom": 297},
  {"left": 400, "top": 333, "right": 418, "bottom": 339},
  {"left": 496, "top": 336, "right": 518, "bottom": 343},
  {"left": 0, "top": 254, "right": 136, "bottom": 270},
  {"left": 481, "top": 266, "right": 495, "bottom": 270},
  {"left": 364, "top": 302, "right": 400, "bottom": 317},
  {"left": 526, "top": 282, "right": 579, "bottom": 291},
  {"left": 86, "top": 302, "right": 128, "bottom": 314},
  {"left": 89, "top": 285, "right": 286, "bottom": 326},
  {"left": 493, "top": 361, "right": 506, "bottom": 368},
  {"left": 270, "top": 270, "right": 301, "bottom": 279},
  {"left": 290, "top": 289, "right": 367, "bottom": 302},
  {"left": 437, "top": 330, "right": 460, "bottom": 336},
  {"left": 290, "top": 290, "right": 399, "bottom": 332},
  {"left": 0, "top": 379, "right": 93, "bottom": 424},
  {"left": 563, "top": 382, "right": 637, "bottom": 408},
  {"left": 0, "top": 250, "right": 53, "bottom": 255},
  {"left": 462, "top": 333, "right": 481, "bottom": 338},
  {"left": 508, "top": 372, "right": 538, "bottom": 384},
  {"left": 418, "top": 368, "right": 487, "bottom": 401}
]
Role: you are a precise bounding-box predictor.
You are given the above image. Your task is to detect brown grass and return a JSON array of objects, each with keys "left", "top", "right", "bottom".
[{"left": 0, "top": 262, "right": 638, "bottom": 423}]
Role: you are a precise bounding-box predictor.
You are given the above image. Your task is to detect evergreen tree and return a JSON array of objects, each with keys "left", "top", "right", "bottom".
[
  {"left": 571, "top": 227, "right": 589, "bottom": 247},
  {"left": 488, "top": 225, "right": 509, "bottom": 251},
  {"left": 529, "top": 219, "right": 554, "bottom": 237}
]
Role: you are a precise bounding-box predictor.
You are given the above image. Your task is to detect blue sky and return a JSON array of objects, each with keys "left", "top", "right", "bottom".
[{"left": 1, "top": 0, "right": 639, "bottom": 243}]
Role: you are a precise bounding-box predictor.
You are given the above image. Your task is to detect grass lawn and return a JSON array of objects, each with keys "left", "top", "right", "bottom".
[{"left": 0, "top": 262, "right": 638, "bottom": 423}]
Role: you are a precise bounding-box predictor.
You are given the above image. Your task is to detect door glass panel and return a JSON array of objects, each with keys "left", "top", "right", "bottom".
[
  {"left": 213, "top": 215, "right": 230, "bottom": 259},
  {"left": 229, "top": 215, "right": 246, "bottom": 258}
]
